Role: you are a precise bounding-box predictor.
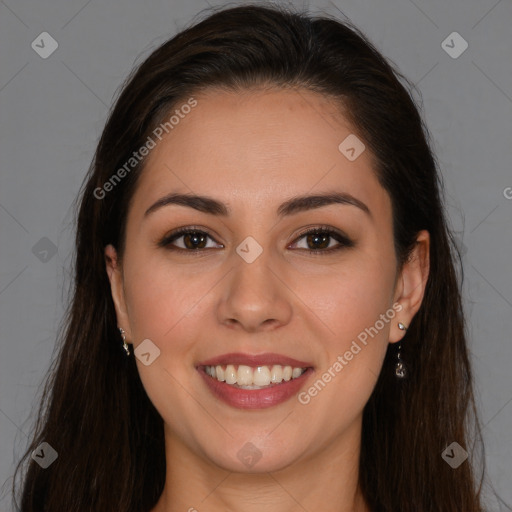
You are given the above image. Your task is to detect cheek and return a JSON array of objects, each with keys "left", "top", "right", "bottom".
[
  {"left": 123, "top": 251, "right": 214, "bottom": 341},
  {"left": 122, "top": 257, "right": 212, "bottom": 438},
  {"left": 293, "top": 268, "right": 394, "bottom": 435},
  {"left": 292, "top": 252, "right": 396, "bottom": 343},
  {"left": 121, "top": 253, "right": 221, "bottom": 399},
  {"left": 290, "top": 251, "right": 396, "bottom": 401}
]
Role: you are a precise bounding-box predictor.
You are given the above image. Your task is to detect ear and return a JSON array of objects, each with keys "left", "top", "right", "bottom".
[
  {"left": 389, "top": 230, "right": 430, "bottom": 343},
  {"left": 105, "top": 244, "right": 131, "bottom": 341}
]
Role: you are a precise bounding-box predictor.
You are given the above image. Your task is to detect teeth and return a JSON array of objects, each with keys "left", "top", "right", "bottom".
[
  {"left": 253, "top": 366, "right": 271, "bottom": 386},
  {"left": 204, "top": 364, "right": 307, "bottom": 388},
  {"left": 291, "top": 367, "right": 302, "bottom": 378},
  {"left": 270, "top": 365, "right": 282, "bottom": 383},
  {"left": 237, "top": 365, "right": 253, "bottom": 386},
  {"left": 225, "top": 364, "right": 237, "bottom": 384},
  {"left": 215, "top": 365, "right": 225, "bottom": 382}
]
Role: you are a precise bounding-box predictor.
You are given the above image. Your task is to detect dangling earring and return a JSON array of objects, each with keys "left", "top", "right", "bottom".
[
  {"left": 395, "top": 322, "right": 407, "bottom": 378},
  {"left": 119, "top": 327, "right": 130, "bottom": 356}
]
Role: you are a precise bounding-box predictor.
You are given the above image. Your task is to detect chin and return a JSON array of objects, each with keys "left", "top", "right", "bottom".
[{"left": 199, "top": 435, "right": 307, "bottom": 474}]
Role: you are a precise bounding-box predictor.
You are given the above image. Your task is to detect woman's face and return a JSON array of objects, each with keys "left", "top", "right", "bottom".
[{"left": 106, "top": 87, "right": 428, "bottom": 473}]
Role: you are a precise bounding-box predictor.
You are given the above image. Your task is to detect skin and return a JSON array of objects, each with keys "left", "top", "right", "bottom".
[{"left": 105, "top": 87, "right": 430, "bottom": 512}]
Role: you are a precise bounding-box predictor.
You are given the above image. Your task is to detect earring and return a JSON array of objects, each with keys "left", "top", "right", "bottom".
[
  {"left": 395, "top": 322, "right": 407, "bottom": 378},
  {"left": 119, "top": 327, "right": 130, "bottom": 356}
]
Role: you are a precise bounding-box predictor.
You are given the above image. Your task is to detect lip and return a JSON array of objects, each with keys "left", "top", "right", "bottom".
[
  {"left": 197, "top": 352, "right": 313, "bottom": 368},
  {"left": 198, "top": 366, "right": 314, "bottom": 410}
]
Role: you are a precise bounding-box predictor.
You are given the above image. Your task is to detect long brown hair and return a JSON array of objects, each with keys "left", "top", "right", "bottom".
[{"left": 13, "top": 3, "right": 489, "bottom": 510}]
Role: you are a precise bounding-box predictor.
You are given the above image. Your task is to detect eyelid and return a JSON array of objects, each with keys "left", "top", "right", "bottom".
[{"left": 292, "top": 224, "right": 350, "bottom": 240}]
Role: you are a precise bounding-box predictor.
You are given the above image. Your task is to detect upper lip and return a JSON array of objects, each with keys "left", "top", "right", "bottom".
[{"left": 198, "top": 352, "right": 313, "bottom": 368}]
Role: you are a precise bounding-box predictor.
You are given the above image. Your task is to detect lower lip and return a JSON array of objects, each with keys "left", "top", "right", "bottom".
[{"left": 198, "top": 367, "right": 314, "bottom": 410}]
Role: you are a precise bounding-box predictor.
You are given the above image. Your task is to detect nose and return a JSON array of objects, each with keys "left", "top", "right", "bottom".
[{"left": 216, "top": 250, "right": 293, "bottom": 333}]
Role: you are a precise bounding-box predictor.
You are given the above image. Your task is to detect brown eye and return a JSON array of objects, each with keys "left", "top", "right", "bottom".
[
  {"left": 182, "top": 232, "right": 207, "bottom": 249},
  {"left": 290, "top": 227, "right": 354, "bottom": 254},
  {"left": 159, "top": 228, "right": 224, "bottom": 251},
  {"left": 305, "top": 232, "right": 331, "bottom": 250}
]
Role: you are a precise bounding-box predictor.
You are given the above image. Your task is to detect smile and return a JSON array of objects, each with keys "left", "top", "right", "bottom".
[{"left": 197, "top": 360, "right": 314, "bottom": 410}]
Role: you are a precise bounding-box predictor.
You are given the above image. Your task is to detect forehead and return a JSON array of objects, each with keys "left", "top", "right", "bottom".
[{"left": 129, "top": 87, "right": 390, "bottom": 221}]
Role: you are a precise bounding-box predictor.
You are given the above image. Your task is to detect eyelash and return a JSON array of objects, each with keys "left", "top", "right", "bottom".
[{"left": 158, "top": 225, "right": 354, "bottom": 255}]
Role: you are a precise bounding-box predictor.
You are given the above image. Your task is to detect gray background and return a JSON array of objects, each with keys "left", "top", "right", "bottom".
[{"left": 0, "top": 0, "right": 511, "bottom": 509}]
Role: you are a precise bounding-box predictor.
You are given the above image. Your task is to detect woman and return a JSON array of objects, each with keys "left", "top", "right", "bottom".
[{"left": 13, "top": 3, "right": 488, "bottom": 511}]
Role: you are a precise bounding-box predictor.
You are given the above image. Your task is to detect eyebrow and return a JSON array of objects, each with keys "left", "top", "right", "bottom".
[{"left": 144, "top": 191, "right": 371, "bottom": 219}]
